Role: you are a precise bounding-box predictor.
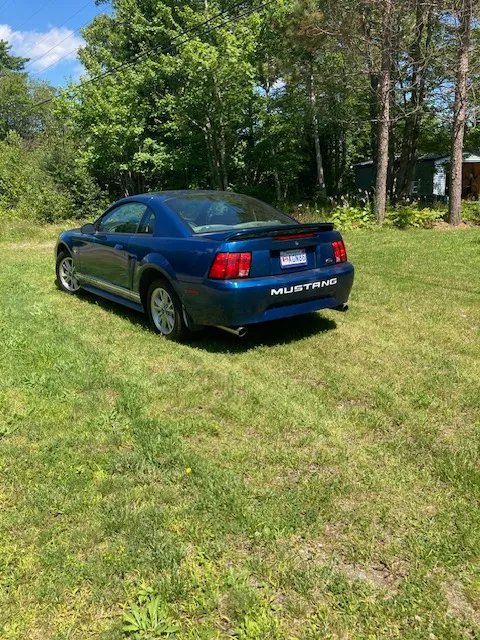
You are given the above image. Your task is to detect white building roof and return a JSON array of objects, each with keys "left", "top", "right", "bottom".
[{"left": 435, "top": 152, "right": 480, "bottom": 165}]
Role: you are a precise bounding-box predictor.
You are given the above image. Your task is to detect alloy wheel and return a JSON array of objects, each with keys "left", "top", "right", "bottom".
[
  {"left": 151, "top": 287, "right": 175, "bottom": 335},
  {"left": 59, "top": 257, "right": 80, "bottom": 292}
]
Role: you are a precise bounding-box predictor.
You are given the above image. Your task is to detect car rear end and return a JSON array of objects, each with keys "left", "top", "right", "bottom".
[
  {"left": 162, "top": 192, "right": 354, "bottom": 329},
  {"left": 196, "top": 223, "right": 354, "bottom": 327}
]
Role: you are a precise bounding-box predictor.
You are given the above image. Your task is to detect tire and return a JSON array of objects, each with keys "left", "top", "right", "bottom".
[
  {"left": 146, "top": 278, "right": 192, "bottom": 342},
  {"left": 56, "top": 251, "right": 81, "bottom": 295}
]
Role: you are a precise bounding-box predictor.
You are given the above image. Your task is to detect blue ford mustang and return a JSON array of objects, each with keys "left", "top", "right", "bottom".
[{"left": 55, "top": 191, "right": 354, "bottom": 341}]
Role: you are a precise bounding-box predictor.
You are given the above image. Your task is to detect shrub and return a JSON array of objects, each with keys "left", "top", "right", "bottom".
[
  {"left": 290, "top": 204, "right": 376, "bottom": 229},
  {"left": 288, "top": 203, "right": 331, "bottom": 224},
  {"left": 329, "top": 205, "right": 376, "bottom": 230},
  {"left": 0, "top": 132, "right": 71, "bottom": 222},
  {"left": 384, "top": 204, "right": 445, "bottom": 229},
  {"left": 461, "top": 201, "right": 480, "bottom": 224},
  {"left": 0, "top": 131, "right": 105, "bottom": 224}
]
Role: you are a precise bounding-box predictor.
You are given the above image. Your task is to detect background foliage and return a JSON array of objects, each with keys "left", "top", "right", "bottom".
[{"left": 0, "top": 0, "right": 479, "bottom": 226}]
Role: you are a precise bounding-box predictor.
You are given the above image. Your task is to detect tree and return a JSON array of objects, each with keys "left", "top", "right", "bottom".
[
  {"left": 0, "top": 40, "right": 28, "bottom": 71},
  {"left": 395, "top": 1, "right": 437, "bottom": 199},
  {"left": 449, "top": 0, "right": 474, "bottom": 225},
  {"left": 374, "top": 0, "right": 394, "bottom": 223},
  {"left": 0, "top": 38, "right": 53, "bottom": 140},
  {"left": 72, "top": 0, "right": 262, "bottom": 197},
  {"left": 280, "top": 0, "right": 370, "bottom": 200}
]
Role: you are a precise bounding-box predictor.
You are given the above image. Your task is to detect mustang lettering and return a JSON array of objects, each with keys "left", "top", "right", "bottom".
[{"left": 271, "top": 278, "right": 338, "bottom": 296}]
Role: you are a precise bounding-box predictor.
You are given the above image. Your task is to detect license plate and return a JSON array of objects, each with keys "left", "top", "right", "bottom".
[{"left": 280, "top": 249, "right": 307, "bottom": 268}]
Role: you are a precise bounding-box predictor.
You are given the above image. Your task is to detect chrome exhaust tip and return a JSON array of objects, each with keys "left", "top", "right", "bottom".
[
  {"left": 333, "top": 304, "right": 349, "bottom": 312},
  {"left": 216, "top": 325, "right": 248, "bottom": 338}
]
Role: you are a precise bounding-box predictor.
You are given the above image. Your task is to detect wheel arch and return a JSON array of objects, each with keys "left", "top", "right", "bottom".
[
  {"left": 56, "top": 241, "right": 71, "bottom": 258},
  {"left": 138, "top": 266, "right": 173, "bottom": 310}
]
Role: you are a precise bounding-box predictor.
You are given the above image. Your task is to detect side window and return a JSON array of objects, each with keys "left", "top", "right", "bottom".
[
  {"left": 137, "top": 209, "right": 155, "bottom": 235},
  {"left": 97, "top": 202, "right": 147, "bottom": 234}
]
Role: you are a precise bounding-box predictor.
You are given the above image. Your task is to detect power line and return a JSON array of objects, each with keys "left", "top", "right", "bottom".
[
  {"left": 29, "top": 13, "right": 105, "bottom": 75},
  {"left": 30, "top": 0, "right": 274, "bottom": 96},
  {"left": 86, "top": 0, "right": 276, "bottom": 86},
  {"left": 24, "top": 0, "right": 95, "bottom": 68},
  {"left": 0, "top": 0, "right": 14, "bottom": 12},
  {"left": 31, "top": 29, "right": 88, "bottom": 76},
  {"left": 32, "top": 0, "right": 249, "bottom": 78},
  {"left": 13, "top": 0, "right": 57, "bottom": 32}
]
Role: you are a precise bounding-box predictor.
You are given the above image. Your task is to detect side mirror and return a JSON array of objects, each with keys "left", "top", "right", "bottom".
[{"left": 80, "top": 223, "right": 96, "bottom": 234}]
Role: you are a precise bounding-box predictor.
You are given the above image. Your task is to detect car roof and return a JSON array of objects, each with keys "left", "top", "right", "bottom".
[
  {"left": 142, "top": 190, "right": 233, "bottom": 202},
  {"left": 108, "top": 191, "right": 234, "bottom": 209}
]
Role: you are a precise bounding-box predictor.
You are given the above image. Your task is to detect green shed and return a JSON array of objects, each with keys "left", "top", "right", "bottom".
[{"left": 353, "top": 152, "right": 480, "bottom": 200}]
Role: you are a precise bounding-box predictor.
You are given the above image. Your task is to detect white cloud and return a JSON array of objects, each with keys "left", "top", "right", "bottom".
[{"left": 0, "top": 24, "right": 84, "bottom": 73}]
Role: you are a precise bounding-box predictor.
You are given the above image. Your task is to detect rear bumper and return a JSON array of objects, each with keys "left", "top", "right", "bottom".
[{"left": 182, "top": 263, "right": 354, "bottom": 327}]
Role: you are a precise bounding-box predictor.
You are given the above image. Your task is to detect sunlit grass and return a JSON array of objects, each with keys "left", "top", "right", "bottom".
[{"left": 0, "top": 227, "right": 479, "bottom": 638}]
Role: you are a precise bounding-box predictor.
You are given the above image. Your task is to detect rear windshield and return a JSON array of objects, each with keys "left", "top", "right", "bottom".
[{"left": 164, "top": 193, "right": 296, "bottom": 234}]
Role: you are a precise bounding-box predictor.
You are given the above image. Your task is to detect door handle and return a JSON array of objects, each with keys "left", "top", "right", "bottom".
[{"left": 114, "top": 243, "right": 124, "bottom": 250}]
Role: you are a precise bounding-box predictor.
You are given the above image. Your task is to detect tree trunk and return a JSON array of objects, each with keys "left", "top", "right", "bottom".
[
  {"left": 337, "top": 130, "right": 347, "bottom": 194},
  {"left": 449, "top": 0, "right": 473, "bottom": 225},
  {"left": 361, "top": 7, "right": 378, "bottom": 169},
  {"left": 205, "top": 117, "right": 222, "bottom": 190},
  {"left": 213, "top": 78, "right": 229, "bottom": 190},
  {"left": 396, "top": 2, "right": 434, "bottom": 200},
  {"left": 375, "top": 0, "right": 393, "bottom": 224},
  {"left": 273, "top": 169, "right": 282, "bottom": 201},
  {"left": 218, "top": 127, "right": 228, "bottom": 190},
  {"left": 308, "top": 71, "right": 326, "bottom": 198}
]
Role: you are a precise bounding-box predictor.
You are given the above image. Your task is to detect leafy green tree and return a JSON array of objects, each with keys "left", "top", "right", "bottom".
[
  {"left": 0, "top": 39, "right": 54, "bottom": 140},
  {"left": 0, "top": 40, "right": 28, "bottom": 72},
  {"left": 54, "top": 0, "right": 479, "bottom": 215},
  {"left": 70, "top": 1, "right": 261, "bottom": 196}
]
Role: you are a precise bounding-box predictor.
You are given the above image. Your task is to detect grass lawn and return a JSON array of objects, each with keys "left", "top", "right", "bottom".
[{"left": 0, "top": 225, "right": 479, "bottom": 639}]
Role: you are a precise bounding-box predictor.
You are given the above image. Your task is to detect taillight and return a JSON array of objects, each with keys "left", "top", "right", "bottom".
[
  {"left": 332, "top": 240, "right": 347, "bottom": 263},
  {"left": 209, "top": 252, "right": 252, "bottom": 279}
]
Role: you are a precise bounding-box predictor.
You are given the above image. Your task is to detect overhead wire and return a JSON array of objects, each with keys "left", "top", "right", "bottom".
[
  {"left": 31, "top": 0, "right": 256, "bottom": 78},
  {"left": 35, "top": 0, "right": 263, "bottom": 78},
  {"left": 82, "top": 0, "right": 276, "bottom": 86},
  {"left": 30, "top": 12, "right": 106, "bottom": 75},
  {"left": 13, "top": 0, "right": 56, "bottom": 32},
  {"left": 29, "top": 0, "right": 276, "bottom": 108},
  {"left": 23, "top": 0, "right": 95, "bottom": 68}
]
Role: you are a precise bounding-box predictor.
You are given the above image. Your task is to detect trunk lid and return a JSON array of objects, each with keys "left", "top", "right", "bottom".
[{"left": 209, "top": 223, "right": 339, "bottom": 278}]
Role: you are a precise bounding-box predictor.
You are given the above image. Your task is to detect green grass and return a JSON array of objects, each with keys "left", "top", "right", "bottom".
[
  {"left": 0, "top": 217, "right": 83, "bottom": 243},
  {"left": 0, "top": 227, "right": 479, "bottom": 639}
]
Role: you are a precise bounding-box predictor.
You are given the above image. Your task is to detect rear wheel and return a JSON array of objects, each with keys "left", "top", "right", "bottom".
[
  {"left": 56, "top": 252, "right": 81, "bottom": 294},
  {"left": 146, "top": 279, "right": 192, "bottom": 342}
]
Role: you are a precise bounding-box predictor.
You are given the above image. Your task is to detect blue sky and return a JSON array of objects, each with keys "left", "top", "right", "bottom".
[{"left": 0, "top": 0, "right": 107, "bottom": 86}]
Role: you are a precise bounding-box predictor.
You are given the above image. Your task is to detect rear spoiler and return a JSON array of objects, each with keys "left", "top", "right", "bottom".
[{"left": 225, "top": 223, "right": 334, "bottom": 241}]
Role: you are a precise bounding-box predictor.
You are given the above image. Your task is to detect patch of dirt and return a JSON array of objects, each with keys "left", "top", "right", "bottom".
[
  {"left": 29, "top": 626, "right": 52, "bottom": 640},
  {"left": 275, "top": 463, "right": 324, "bottom": 486},
  {"left": 444, "top": 581, "right": 480, "bottom": 625},
  {"left": 293, "top": 532, "right": 405, "bottom": 596},
  {"left": 104, "top": 389, "right": 120, "bottom": 404},
  {"left": 338, "top": 561, "right": 399, "bottom": 594},
  {"left": 432, "top": 221, "right": 475, "bottom": 230}
]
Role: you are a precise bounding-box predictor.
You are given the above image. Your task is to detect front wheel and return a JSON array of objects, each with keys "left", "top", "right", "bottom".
[
  {"left": 56, "top": 252, "right": 81, "bottom": 294},
  {"left": 146, "top": 279, "right": 192, "bottom": 342}
]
